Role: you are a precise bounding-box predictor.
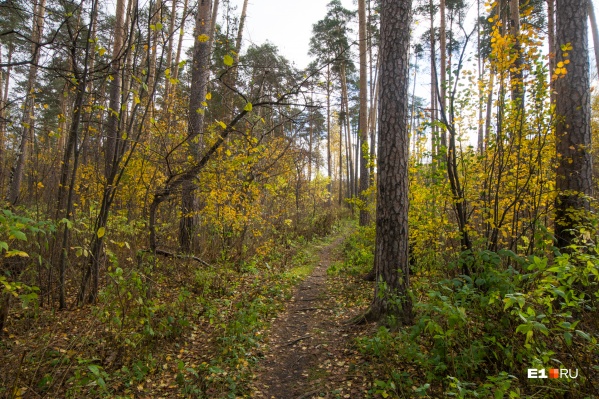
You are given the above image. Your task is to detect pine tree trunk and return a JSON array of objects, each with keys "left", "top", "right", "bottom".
[
  {"left": 358, "top": 0, "right": 370, "bottom": 225},
  {"left": 439, "top": 0, "right": 447, "bottom": 153},
  {"left": 326, "top": 65, "right": 332, "bottom": 204},
  {"left": 554, "top": 0, "right": 593, "bottom": 248},
  {"left": 365, "top": 0, "right": 413, "bottom": 326}
]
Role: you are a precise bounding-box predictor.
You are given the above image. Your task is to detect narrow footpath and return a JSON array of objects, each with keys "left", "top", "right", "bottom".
[{"left": 251, "top": 235, "right": 374, "bottom": 399}]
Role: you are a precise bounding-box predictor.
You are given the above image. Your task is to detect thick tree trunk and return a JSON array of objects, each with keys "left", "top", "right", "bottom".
[
  {"left": 179, "top": 0, "right": 213, "bottom": 253},
  {"left": 554, "top": 0, "right": 593, "bottom": 248},
  {"left": 364, "top": 0, "right": 413, "bottom": 326}
]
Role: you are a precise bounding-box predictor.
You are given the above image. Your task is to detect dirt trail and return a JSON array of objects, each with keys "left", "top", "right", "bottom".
[{"left": 252, "top": 235, "right": 372, "bottom": 399}]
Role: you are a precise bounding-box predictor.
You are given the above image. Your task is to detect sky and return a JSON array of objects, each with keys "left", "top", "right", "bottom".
[{"left": 230, "top": 0, "right": 356, "bottom": 69}]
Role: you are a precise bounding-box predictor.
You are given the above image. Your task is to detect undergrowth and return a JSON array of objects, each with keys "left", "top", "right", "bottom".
[
  {"left": 0, "top": 216, "right": 347, "bottom": 398},
  {"left": 337, "top": 226, "right": 599, "bottom": 399}
]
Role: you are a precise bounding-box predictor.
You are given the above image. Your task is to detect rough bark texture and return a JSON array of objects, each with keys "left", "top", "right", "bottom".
[
  {"left": 179, "top": 0, "right": 213, "bottom": 253},
  {"left": 358, "top": 0, "right": 370, "bottom": 226},
  {"left": 554, "top": 0, "right": 593, "bottom": 247},
  {"left": 366, "top": 0, "right": 413, "bottom": 325}
]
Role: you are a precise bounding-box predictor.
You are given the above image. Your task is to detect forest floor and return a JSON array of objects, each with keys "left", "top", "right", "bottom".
[
  {"left": 251, "top": 234, "right": 377, "bottom": 399},
  {"left": 0, "top": 222, "right": 385, "bottom": 399}
]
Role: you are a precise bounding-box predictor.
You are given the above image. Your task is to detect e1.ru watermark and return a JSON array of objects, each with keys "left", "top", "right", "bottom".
[{"left": 528, "top": 368, "right": 578, "bottom": 379}]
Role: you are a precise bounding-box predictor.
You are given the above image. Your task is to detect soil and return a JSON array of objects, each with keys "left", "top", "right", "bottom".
[{"left": 251, "top": 236, "right": 375, "bottom": 399}]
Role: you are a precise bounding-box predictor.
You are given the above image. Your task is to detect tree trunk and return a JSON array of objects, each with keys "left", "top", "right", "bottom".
[
  {"left": 172, "top": 0, "right": 189, "bottom": 84},
  {"left": 0, "top": 45, "right": 12, "bottom": 191},
  {"left": 340, "top": 64, "right": 353, "bottom": 201},
  {"left": 358, "top": 0, "right": 370, "bottom": 225},
  {"left": 105, "top": 0, "right": 127, "bottom": 177},
  {"left": 163, "top": 0, "right": 178, "bottom": 107},
  {"left": 439, "top": 0, "right": 447, "bottom": 153},
  {"left": 364, "top": 0, "right": 413, "bottom": 326},
  {"left": 509, "top": 0, "right": 523, "bottom": 102},
  {"left": 554, "top": 0, "right": 593, "bottom": 248},
  {"left": 588, "top": 1, "right": 599, "bottom": 76},
  {"left": 326, "top": 65, "right": 332, "bottom": 203},
  {"left": 429, "top": 0, "right": 438, "bottom": 171},
  {"left": 548, "top": 0, "right": 556, "bottom": 104},
  {"left": 57, "top": 0, "right": 99, "bottom": 307},
  {"left": 7, "top": 0, "right": 46, "bottom": 204},
  {"left": 179, "top": 0, "right": 213, "bottom": 253}
]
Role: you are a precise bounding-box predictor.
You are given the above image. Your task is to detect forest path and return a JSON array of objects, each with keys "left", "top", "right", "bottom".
[{"left": 251, "top": 232, "right": 372, "bottom": 399}]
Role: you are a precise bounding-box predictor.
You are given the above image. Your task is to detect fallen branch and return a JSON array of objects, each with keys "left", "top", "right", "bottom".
[
  {"left": 282, "top": 335, "right": 311, "bottom": 347},
  {"left": 142, "top": 248, "right": 212, "bottom": 267}
]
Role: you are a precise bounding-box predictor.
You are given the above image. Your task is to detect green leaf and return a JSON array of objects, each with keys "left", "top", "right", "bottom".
[
  {"left": 223, "top": 55, "right": 234, "bottom": 66},
  {"left": 88, "top": 365, "right": 100, "bottom": 376},
  {"left": 97, "top": 227, "right": 106, "bottom": 238},
  {"left": 10, "top": 230, "right": 27, "bottom": 241},
  {"left": 244, "top": 102, "right": 253, "bottom": 112},
  {"left": 564, "top": 331, "right": 573, "bottom": 346}
]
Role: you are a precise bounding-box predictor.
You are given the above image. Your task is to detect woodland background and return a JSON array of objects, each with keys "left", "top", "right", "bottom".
[{"left": 0, "top": 0, "right": 598, "bottom": 397}]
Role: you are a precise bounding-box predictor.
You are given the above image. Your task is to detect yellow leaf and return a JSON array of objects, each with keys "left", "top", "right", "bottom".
[
  {"left": 97, "top": 227, "right": 105, "bottom": 238},
  {"left": 244, "top": 102, "right": 253, "bottom": 112},
  {"left": 223, "top": 55, "right": 234, "bottom": 66},
  {"left": 205, "top": 92, "right": 212, "bottom": 100},
  {"left": 217, "top": 120, "right": 227, "bottom": 129},
  {"left": 134, "top": 96, "right": 140, "bottom": 104}
]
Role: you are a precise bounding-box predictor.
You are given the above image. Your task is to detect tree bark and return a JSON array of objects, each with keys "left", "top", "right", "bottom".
[
  {"left": 358, "top": 0, "right": 370, "bottom": 225},
  {"left": 364, "top": 0, "right": 413, "bottom": 326},
  {"left": 509, "top": 0, "right": 523, "bottom": 102},
  {"left": 548, "top": 0, "right": 556, "bottom": 104},
  {"left": 554, "top": 0, "right": 593, "bottom": 248},
  {"left": 105, "top": 0, "right": 127, "bottom": 177},
  {"left": 326, "top": 65, "right": 332, "bottom": 203},
  {"left": 439, "top": 0, "right": 447, "bottom": 153},
  {"left": 179, "top": 0, "right": 213, "bottom": 253}
]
